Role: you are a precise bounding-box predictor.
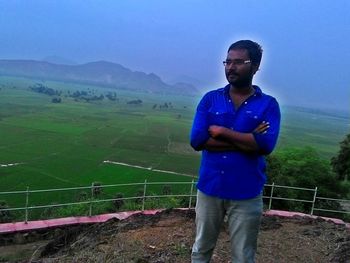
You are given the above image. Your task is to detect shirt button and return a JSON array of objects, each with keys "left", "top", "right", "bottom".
[
  {"left": 221, "top": 171, "right": 225, "bottom": 174},
  {"left": 223, "top": 155, "right": 227, "bottom": 159},
  {"left": 228, "top": 99, "right": 231, "bottom": 102},
  {"left": 244, "top": 101, "right": 248, "bottom": 104},
  {"left": 216, "top": 112, "right": 219, "bottom": 115}
]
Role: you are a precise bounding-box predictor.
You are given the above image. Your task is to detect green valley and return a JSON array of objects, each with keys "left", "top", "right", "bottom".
[{"left": 0, "top": 75, "right": 348, "bottom": 217}]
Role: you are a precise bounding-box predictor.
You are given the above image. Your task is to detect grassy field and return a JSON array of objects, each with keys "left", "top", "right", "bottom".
[
  {"left": 0, "top": 76, "right": 198, "bottom": 213},
  {"left": 278, "top": 106, "right": 349, "bottom": 157},
  {"left": 0, "top": 75, "right": 349, "bottom": 214}
]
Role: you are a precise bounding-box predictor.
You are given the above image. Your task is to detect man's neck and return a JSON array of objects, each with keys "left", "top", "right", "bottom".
[{"left": 230, "top": 84, "right": 254, "bottom": 96}]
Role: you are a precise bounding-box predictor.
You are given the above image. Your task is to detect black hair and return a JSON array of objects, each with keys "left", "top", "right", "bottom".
[{"left": 228, "top": 40, "right": 263, "bottom": 66}]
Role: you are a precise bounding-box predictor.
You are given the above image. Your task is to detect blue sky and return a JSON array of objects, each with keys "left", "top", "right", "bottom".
[{"left": 0, "top": 0, "right": 349, "bottom": 111}]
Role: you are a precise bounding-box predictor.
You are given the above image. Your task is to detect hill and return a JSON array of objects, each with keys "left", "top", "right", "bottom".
[
  {"left": 0, "top": 209, "right": 349, "bottom": 262},
  {"left": 0, "top": 59, "right": 200, "bottom": 96}
]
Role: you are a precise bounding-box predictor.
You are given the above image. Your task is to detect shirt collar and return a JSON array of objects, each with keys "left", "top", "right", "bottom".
[{"left": 223, "top": 84, "right": 263, "bottom": 97}]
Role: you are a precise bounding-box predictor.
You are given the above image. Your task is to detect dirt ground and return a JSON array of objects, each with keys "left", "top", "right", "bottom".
[{"left": 0, "top": 209, "right": 349, "bottom": 263}]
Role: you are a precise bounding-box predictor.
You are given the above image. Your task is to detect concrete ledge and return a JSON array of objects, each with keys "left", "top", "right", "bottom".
[
  {"left": 0, "top": 209, "right": 162, "bottom": 234},
  {"left": 0, "top": 209, "right": 348, "bottom": 234},
  {"left": 265, "top": 209, "right": 350, "bottom": 229}
]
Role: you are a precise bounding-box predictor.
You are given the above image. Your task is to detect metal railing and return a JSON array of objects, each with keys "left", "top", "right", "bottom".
[
  {"left": 264, "top": 183, "right": 318, "bottom": 213},
  {"left": 0, "top": 180, "right": 197, "bottom": 223},
  {"left": 263, "top": 183, "right": 350, "bottom": 217},
  {"left": 0, "top": 181, "right": 349, "bottom": 224}
]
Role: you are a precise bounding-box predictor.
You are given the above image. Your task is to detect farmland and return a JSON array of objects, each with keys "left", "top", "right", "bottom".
[{"left": 0, "top": 75, "right": 349, "bottom": 211}]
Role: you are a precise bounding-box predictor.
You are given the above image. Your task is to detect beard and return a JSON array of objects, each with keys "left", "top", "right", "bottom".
[{"left": 225, "top": 67, "right": 254, "bottom": 88}]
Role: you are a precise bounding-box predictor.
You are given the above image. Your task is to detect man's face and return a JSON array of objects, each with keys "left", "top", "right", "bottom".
[{"left": 224, "top": 49, "right": 258, "bottom": 88}]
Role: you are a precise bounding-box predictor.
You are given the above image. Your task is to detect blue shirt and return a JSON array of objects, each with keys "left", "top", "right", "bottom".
[{"left": 190, "top": 84, "right": 281, "bottom": 200}]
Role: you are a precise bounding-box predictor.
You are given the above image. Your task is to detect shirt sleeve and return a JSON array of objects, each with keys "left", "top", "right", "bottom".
[
  {"left": 253, "top": 97, "right": 281, "bottom": 155},
  {"left": 190, "top": 93, "right": 211, "bottom": 151}
]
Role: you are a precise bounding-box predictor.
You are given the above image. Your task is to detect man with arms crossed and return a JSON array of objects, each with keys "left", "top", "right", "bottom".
[{"left": 190, "top": 40, "right": 281, "bottom": 263}]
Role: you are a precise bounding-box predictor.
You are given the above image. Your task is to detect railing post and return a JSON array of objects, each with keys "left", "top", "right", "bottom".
[
  {"left": 25, "top": 186, "right": 29, "bottom": 224},
  {"left": 310, "top": 187, "right": 318, "bottom": 215},
  {"left": 89, "top": 182, "right": 94, "bottom": 217},
  {"left": 142, "top": 179, "right": 147, "bottom": 211},
  {"left": 268, "top": 183, "right": 275, "bottom": 210},
  {"left": 188, "top": 179, "right": 195, "bottom": 208}
]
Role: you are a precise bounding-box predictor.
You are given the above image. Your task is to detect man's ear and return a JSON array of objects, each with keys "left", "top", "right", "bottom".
[{"left": 252, "top": 64, "right": 260, "bottom": 75}]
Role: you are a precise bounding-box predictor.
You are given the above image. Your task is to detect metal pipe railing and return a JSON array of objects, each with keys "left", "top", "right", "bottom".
[{"left": 0, "top": 181, "right": 349, "bottom": 223}]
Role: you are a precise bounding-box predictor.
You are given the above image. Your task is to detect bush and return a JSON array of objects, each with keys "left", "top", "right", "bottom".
[
  {"left": 92, "top": 182, "right": 103, "bottom": 197},
  {"left": 0, "top": 200, "right": 12, "bottom": 223},
  {"left": 113, "top": 193, "right": 125, "bottom": 210}
]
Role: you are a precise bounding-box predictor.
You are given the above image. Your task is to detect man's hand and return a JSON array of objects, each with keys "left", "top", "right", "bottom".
[
  {"left": 209, "top": 121, "right": 269, "bottom": 138},
  {"left": 253, "top": 121, "right": 270, "bottom": 134},
  {"left": 208, "top": 125, "right": 228, "bottom": 138},
  {"left": 206, "top": 121, "right": 270, "bottom": 153}
]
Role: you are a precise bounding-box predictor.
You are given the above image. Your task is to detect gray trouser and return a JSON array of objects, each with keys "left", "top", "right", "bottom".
[{"left": 191, "top": 190, "right": 263, "bottom": 263}]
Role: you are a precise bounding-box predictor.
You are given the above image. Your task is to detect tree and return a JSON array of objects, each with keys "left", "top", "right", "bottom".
[
  {"left": 266, "top": 147, "right": 347, "bottom": 212},
  {"left": 331, "top": 133, "right": 350, "bottom": 181},
  {"left": 51, "top": 97, "right": 62, "bottom": 103},
  {"left": 106, "top": 92, "right": 117, "bottom": 101},
  {"left": 268, "top": 147, "right": 344, "bottom": 196},
  {"left": 127, "top": 99, "right": 142, "bottom": 105}
]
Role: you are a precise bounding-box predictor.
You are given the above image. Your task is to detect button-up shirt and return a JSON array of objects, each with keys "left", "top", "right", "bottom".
[{"left": 190, "top": 84, "right": 281, "bottom": 200}]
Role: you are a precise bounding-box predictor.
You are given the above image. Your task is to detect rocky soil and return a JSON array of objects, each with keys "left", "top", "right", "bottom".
[{"left": 0, "top": 209, "right": 349, "bottom": 263}]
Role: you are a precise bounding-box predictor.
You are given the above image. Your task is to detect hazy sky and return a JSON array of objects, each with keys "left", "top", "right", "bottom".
[{"left": 0, "top": 0, "right": 349, "bottom": 111}]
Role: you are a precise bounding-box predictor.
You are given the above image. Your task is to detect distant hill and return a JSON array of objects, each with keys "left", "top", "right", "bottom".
[
  {"left": 166, "top": 74, "right": 207, "bottom": 89},
  {"left": 0, "top": 59, "right": 200, "bottom": 96},
  {"left": 42, "top": 56, "right": 78, "bottom": 65}
]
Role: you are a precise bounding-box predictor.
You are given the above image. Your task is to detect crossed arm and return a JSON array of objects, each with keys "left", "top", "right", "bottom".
[
  {"left": 190, "top": 94, "right": 280, "bottom": 154},
  {"left": 203, "top": 121, "right": 269, "bottom": 153}
]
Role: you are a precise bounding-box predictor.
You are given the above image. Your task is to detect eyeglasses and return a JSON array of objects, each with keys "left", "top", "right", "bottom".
[{"left": 223, "top": 59, "right": 251, "bottom": 67}]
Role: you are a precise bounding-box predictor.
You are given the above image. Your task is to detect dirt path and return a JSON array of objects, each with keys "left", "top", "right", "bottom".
[{"left": 103, "top": 160, "right": 195, "bottom": 177}]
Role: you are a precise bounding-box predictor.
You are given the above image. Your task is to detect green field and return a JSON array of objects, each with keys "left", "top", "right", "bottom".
[
  {"left": 0, "top": 76, "right": 349, "bottom": 213},
  {"left": 278, "top": 106, "right": 349, "bottom": 157}
]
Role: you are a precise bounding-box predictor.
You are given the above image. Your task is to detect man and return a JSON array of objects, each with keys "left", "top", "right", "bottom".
[{"left": 190, "top": 40, "right": 281, "bottom": 263}]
